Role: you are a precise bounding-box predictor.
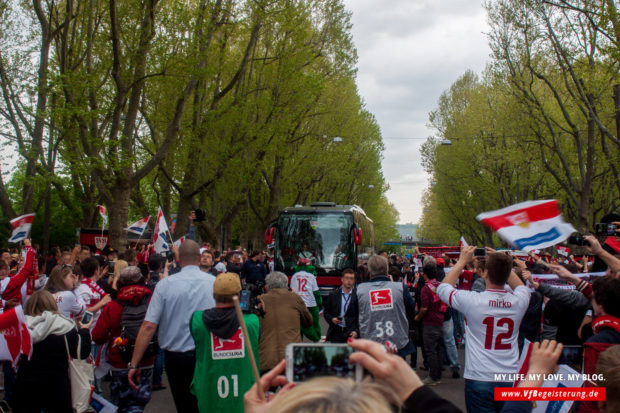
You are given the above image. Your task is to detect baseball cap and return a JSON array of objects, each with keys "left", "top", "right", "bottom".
[{"left": 214, "top": 272, "right": 241, "bottom": 295}]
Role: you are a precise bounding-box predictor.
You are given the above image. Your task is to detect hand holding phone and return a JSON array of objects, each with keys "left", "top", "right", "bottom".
[
  {"left": 348, "top": 339, "right": 423, "bottom": 404},
  {"left": 285, "top": 343, "right": 362, "bottom": 383}
]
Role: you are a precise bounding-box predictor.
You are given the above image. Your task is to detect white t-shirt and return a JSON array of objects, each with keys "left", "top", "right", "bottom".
[
  {"left": 437, "top": 283, "right": 531, "bottom": 381},
  {"left": 290, "top": 271, "right": 319, "bottom": 307},
  {"left": 53, "top": 290, "right": 86, "bottom": 319}
]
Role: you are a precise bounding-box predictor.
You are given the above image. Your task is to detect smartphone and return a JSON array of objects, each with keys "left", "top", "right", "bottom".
[
  {"left": 239, "top": 290, "right": 251, "bottom": 312},
  {"left": 81, "top": 311, "right": 93, "bottom": 325},
  {"left": 474, "top": 248, "right": 486, "bottom": 257},
  {"left": 285, "top": 343, "right": 363, "bottom": 383}
]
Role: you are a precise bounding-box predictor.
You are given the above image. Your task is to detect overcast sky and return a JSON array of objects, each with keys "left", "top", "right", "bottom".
[{"left": 342, "top": 0, "right": 492, "bottom": 224}]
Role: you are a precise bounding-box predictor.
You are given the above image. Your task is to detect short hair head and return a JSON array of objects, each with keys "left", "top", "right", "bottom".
[
  {"left": 25, "top": 290, "right": 59, "bottom": 316},
  {"left": 265, "top": 271, "right": 288, "bottom": 289},
  {"left": 148, "top": 253, "right": 161, "bottom": 271},
  {"left": 422, "top": 262, "right": 437, "bottom": 279},
  {"left": 592, "top": 276, "right": 620, "bottom": 318},
  {"left": 117, "top": 266, "right": 145, "bottom": 289},
  {"left": 423, "top": 255, "right": 436, "bottom": 266},
  {"left": 367, "top": 255, "right": 388, "bottom": 277},
  {"left": 179, "top": 239, "right": 200, "bottom": 265},
  {"left": 269, "top": 377, "right": 397, "bottom": 413},
  {"left": 388, "top": 266, "right": 401, "bottom": 282},
  {"left": 342, "top": 268, "right": 355, "bottom": 277},
  {"left": 486, "top": 253, "right": 512, "bottom": 285},
  {"left": 80, "top": 257, "right": 100, "bottom": 278}
]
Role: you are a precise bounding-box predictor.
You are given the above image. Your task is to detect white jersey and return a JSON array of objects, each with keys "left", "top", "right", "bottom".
[
  {"left": 437, "top": 283, "right": 530, "bottom": 381},
  {"left": 53, "top": 290, "right": 86, "bottom": 319},
  {"left": 290, "top": 271, "right": 319, "bottom": 307}
]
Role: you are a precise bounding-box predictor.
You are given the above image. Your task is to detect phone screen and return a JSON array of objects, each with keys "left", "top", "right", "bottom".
[
  {"left": 288, "top": 344, "right": 358, "bottom": 382},
  {"left": 81, "top": 312, "right": 93, "bottom": 324},
  {"left": 474, "top": 248, "right": 486, "bottom": 257},
  {"left": 239, "top": 290, "right": 251, "bottom": 311}
]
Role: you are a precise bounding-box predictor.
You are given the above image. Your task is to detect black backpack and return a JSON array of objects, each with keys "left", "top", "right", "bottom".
[{"left": 118, "top": 296, "right": 158, "bottom": 364}]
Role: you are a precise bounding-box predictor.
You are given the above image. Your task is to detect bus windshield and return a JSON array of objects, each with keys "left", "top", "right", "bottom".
[{"left": 276, "top": 213, "right": 355, "bottom": 272}]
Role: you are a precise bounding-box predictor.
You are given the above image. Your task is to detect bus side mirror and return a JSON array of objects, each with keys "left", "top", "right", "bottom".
[
  {"left": 265, "top": 227, "right": 275, "bottom": 245},
  {"left": 353, "top": 227, "right": 362, "bottom": 246}
]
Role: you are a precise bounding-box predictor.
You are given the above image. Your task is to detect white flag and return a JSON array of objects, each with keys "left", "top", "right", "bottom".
[
  {"left": 8, "top": 213, "right": 35, "bottom": 243},
  {"left": 127, "top": 216, "right": 150, "bottom": 235},
  {"left": 153, "top": 207, "right": 170, "bottom": 253}
]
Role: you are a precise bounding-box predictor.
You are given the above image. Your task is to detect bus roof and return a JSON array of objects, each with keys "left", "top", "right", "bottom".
[{"left": 281, "top": 203, "right": 373, "bottom": 222}]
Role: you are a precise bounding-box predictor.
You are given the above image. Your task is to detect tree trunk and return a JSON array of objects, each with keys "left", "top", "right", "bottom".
[
  {"left": 174, "top": 193, "right": 194, "bottom": 237},
  {"left": 108, "top": 184, "right": 131, "bottom": 252}
]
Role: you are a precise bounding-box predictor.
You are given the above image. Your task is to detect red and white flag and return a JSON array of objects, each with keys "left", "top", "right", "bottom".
[
  {"left": 153, "top": 207, "right": 170, "bottom": 253},
  {"left": 476, "top": 200, "right": 576, "bottom": 252},
  {"left": 173, "top": 236, "right": 186, "bottom": 248},
  {"left": 127, "top": 216, "right": 150, "bottom": 236},
  {"left": 0, "top": 306, "right": 32, "bottom": 366},
  {"left": 97, "top": 205, "right": 108, "bottom": 227},
  {"left": 8, "top": 213, "right": 35, "bottom": 243},
  {"left": 459, "top": 236, "right": 469, "bottom": 247},
  {"left": 556, "top": 245, "right": 569, "bottom": 257}
]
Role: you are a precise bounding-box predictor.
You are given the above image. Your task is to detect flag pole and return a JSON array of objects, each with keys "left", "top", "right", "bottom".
[{"left": 232, "top": 296, "right": 264, "bottom": 401}]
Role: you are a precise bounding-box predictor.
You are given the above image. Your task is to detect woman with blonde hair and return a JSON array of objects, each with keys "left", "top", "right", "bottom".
[
  {"left": 44, "top": 264, "right": 86, "bottom": 319},
  {"left": 11, "top": 290, "right": 92, "bottom": 413},
  {"left": 111, "top": 259, "right": 128, "bottom": 292}
]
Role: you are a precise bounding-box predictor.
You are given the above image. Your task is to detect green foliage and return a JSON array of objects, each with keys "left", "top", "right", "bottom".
[{"left": 0, "top": 0, "right": 397, "bottom": 251}]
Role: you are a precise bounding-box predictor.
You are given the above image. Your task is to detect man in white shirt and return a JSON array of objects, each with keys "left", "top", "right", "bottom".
[
  {"left": 290, "top": 260, "right": 322, "bottom": 342},
  {"left": 437, "top": 246, "right": 530, "bottom": 413},
  {"left": 129, "top": 240, "right": 215, "bottom": 413}
]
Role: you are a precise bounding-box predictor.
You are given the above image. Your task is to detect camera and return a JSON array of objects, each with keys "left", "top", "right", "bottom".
[
  {"left": 193, "top": 208, "right": 207, "bottom": 222},
  {"left": 595, "top": 223, "right": 618, "bottom": 237},
  {"left": 160, "top": 251, "right": 175, "bottom": 263},
  {"left": 241, "top": 280, "right": 265, "bottom": 317},
  {"left": 567, "top": 233, "right": 590, "bottom": 246}
]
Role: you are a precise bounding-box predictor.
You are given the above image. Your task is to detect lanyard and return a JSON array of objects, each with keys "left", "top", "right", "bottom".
[{"left": 341, "top": 291, "right": 351, "bottom": 315}]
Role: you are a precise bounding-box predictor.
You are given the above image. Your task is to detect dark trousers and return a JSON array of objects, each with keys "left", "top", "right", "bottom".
[
  {"left": 164, "top": 350, "right": 199, "bottom": 413},
  {"left": 422, "top": 324, "right": 443, "bottom": 381},
  {"left": 326, "top": 325, "right": 349, "bottom": 343}
]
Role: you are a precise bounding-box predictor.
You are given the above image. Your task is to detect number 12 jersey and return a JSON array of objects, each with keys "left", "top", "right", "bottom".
[{"left": 437, "top": 283, "right": 531, "bottom": 381}]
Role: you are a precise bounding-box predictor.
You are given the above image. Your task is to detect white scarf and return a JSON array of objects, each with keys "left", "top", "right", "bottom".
[{"left": 26, "top": 311, "right": 76, "bottom": 344}]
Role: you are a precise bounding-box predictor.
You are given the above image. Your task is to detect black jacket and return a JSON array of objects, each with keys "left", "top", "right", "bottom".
[
  {"left": 323, "top": 287, "right": 359, "bottom": 341},
  {"left": 12, "top": 327, "right": 91, "bottom": 413}
]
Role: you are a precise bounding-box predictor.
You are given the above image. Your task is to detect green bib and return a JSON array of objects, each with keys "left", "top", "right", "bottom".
[{"left": 190, "top": 310, "right": 260, "bottom": 413}]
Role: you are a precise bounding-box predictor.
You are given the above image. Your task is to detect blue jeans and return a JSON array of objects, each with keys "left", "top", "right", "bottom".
[
  {"left": 153, "top": 347, "right": 165, "bottom": 386},
  {"left": 110, "top": 368, "right": 153, "bottom": 413},
  {"left": 452, "top": 310, "right": 464, "bottom": 342},
  {"left": 442, "top": 318, "right": 459, "bottom": 368},
  {"left": 464, "top": 379, "right": 511, "bottom": 413}
]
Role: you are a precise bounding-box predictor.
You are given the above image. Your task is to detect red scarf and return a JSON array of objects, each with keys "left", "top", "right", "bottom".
[
  {"left": 82, "top": 277, "right": 106, "bottom": 306},
  {"left": 592, "top": 315, "right": 620, "bottom": 335}
]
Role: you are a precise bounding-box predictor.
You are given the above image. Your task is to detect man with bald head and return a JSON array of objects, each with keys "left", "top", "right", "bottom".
[{"left": 128, "top": 239, "right": 215, "bottom": 413}]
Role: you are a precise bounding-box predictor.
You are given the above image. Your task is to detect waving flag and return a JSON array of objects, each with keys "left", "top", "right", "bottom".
[
  {"left": 153, "top": 207, "right": 170, "bottom": 253},
  {"left": 556, "top": 245, "right": 569, "bottom": 257},
  {"left": 8, "top": 213, "right": 35, "bottom": 243},
  {"left": 97, "top": 205, "right": 108, "bottom": 227},
  {"left": 459, "top": 236, "right": 469, "bottom": 247},
  {"left": 127, "top": 216, "right": 150, "bottom": 235},
  {"left": 0, "top": 306, "right": 32, "bottom": 366},
  {"left": 173, "top": 236, "right": 186, "bottom": 248},
  {"left": 476, "top": 200, "right": 575, "bottom": 251}
]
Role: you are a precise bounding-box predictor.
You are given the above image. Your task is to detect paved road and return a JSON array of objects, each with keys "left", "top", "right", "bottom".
[{"left": 138, "top": 316, "right": 468, "bottom": 412}]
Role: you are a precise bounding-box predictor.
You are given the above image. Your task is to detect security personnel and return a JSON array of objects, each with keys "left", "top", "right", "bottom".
[
  {"left": 357, "top": 255, "right": 415, "bottom": 358},
  {"left": 190, "top": 272, "right": 259, "bottom": 412}
]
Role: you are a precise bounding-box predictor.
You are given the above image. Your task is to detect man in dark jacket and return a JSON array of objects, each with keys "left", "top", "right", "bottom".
[
  {"left": 324, "top": 268, "right": 359, "bottom": 342},
  {"left": 241, "top": 252, "right": 266, "bottom": 285}
]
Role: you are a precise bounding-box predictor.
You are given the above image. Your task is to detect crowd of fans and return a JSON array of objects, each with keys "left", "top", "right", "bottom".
[{"left": 0, "top": 216, "right": 618, "bottom": 413}]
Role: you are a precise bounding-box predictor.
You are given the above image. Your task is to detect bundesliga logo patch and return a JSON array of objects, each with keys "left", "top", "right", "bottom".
[
  {"left": 211, "top": 328, "right": 245, "bottom": 359},
  {"left": 369, "top": 289, "right": 393, "bottom": 311}
]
